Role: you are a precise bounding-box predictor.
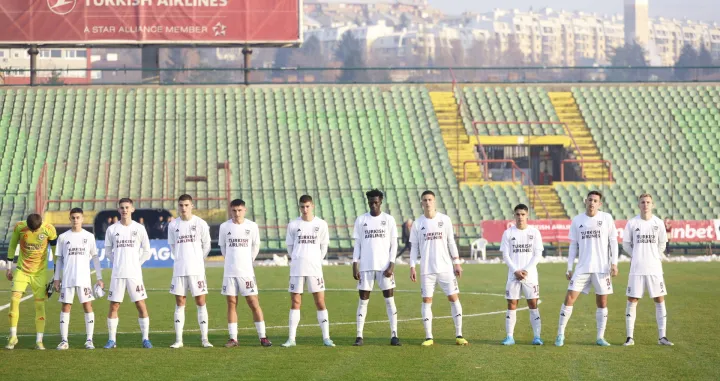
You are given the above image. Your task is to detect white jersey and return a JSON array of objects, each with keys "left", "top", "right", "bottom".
[
  {"left": 218, "top": 219, "right": 260, "bottom": 278},
  {"left": 623, "top": 215, "right": 667, "bottom": 275},
  {"left": 568, "top": 211, "right": 618, "bottom": 274},
  {"left": 104, "top": 221, "right": 151, "bottom": 279},
  {"left": 56, "top": 229, "right": 97, "bottom": 288},
  {"left": 286, "top": 217, "right": 329, "bottom": 277},
  {"left": 168, "top": 215, "right": 211, "bottom": 277},
  {"left": 500, "top": 226, "right": 544, "bottom": 281},
  {"left": 409, "top": 213, "right": 459, "bottom": 275},
  {"left": 352, "top": 212, "right": 398, "bottom": 272}
]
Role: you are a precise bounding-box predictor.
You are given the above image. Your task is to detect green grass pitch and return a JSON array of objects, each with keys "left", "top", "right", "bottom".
[{"left": 2, "top": 262, "right": 720, "bottom": 380}]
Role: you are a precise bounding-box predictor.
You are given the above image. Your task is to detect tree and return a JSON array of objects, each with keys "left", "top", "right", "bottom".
[
  {"left": 608, "top": 43, "right": 648, "bottom": 82},
  {"left": 674, "top": 43, "right": 699, "bottom": 80},
  {"left": 292, "top": 36, "right": 323, "bottom": 67},
  {"left": 335, "top": 31, "right": 368, "bottom": 83},
  {"left": 499, "top": 34, "right": 526, "bottom": 66},
  {"left": 45, "top": 70, "right": 63, "bottom": 85},
  {"left": 466, "top": 39, "right": 488, "bottom": 67},
  {"left": 698, "top": 44, "right": 713, "bottom": 77},
  {"left": 273, "top": 48, "right": 293, "bottom": 68}
]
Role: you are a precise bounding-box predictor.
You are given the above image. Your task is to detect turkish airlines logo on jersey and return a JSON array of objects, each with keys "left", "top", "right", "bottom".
[{"left": 48, "top": 0, "right": 77, "bottom": 15}]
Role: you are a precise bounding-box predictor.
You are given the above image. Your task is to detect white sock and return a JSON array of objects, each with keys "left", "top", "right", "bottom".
[
  {"left": 107, "top": 318, "right": 119, "bottom": 342},
  {"left": 255, "top": 321, "right": 266, "bottom": 339},
  {"left": 450, "top": 300, "right": 463, "bottom": 337},
  {"left": 385, "top": 297, "right": 398, "bottom": 338},
  {"left": 421, "top": 302, "right": 433, "bottom": 339},
  {"left": 174, "top": 305, "right": 185, "bottom": 343},
  {"left": 317, "top": 310, "right": 330, "bottom": 340},
  {"left": 596, "top": 308, "right": 608, "bottom": 340},
  {"left": 288, "top": 309, "right": 300, "bottom": 341},
  {"left": 36, "top": 333, "right": 43, "bottom": 343},
  {"left": 655, "top": 301, "right": 667, "bottom": 339},
  {"left": 626, "top": 301, "right": 638, "bottom": 338},
  {"left": 356, "top": 299, "right": 369, "bottom": 338},
  {"left": 228, "top": 322, "right": 238, "bottom": 340},
  {"left": 59, "top": 312, "right": 70, "bottom": 341},
  {"left": 529, "top": 309, "right": 541, "bottom": 338},
  {"left": 505, "top": 309, "right": 517, "bottom": 337},
  {"left": 558, "top": 304, "right": 573, "bottom": 336},
  {"left": 138, "top": 317, "right": 149, "bottom": 341},
  {"left": 85, "top": 312, "right": 95, "bottom": 341},
  {"left": 10, "top": 327, "right": 17, "bottom": 337},
  {"left": 197, "top": 305, "right": 209, "bottom": 341}
]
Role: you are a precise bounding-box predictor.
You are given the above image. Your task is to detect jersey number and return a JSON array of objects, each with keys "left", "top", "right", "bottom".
[
  {"left": 316, "top": 278, "right": 324, "bottom": 287},
  {"left": 84, "top": 287, "right": 91, "bottom": 296},
  {"left": 197, "top": 281, "right": 206, "bottom": 289},
  {"left": 136, "top": 285, "right": 145, "bottom": 293},
  {"left": 245, "top": 281, "right": 254, "bottom": 289}
]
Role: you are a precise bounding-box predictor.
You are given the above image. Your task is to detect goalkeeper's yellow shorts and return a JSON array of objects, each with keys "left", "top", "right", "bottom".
[{"left": 10, "top": 270, "right": 47, "bottom": 299}]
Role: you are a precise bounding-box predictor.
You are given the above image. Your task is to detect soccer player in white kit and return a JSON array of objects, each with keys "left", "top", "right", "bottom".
[
  {"left": 500, "top": 204, "right": 544, "bottom": 346},
  {"left": 351, "top": 189, "right": 400, "bottom": 347},
  {"left": 104, "top": 198, "right": 153, "bottom": 349},
  {"left": 218, "top": 199, "right": 272, "bottom": 347},
  {"left": 53, "top": 208, "right": 104, "bottom": 350},
  {"left": 281, "top": 195, "right": 335, "bottom": 348},
  {"left": 556, "top": 190, "right": 619, "bottom": 347},
  {"left": 409, "top": 190, "right": 468, "bottom": 346},
  {"left": 168, "top": 194, "right": 212, "bottom": 348},
  {"left": 622, "top": 193, "right": 673, "bottom": 346}
]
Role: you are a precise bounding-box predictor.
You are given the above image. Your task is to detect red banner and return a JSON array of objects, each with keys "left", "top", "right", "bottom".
[
  {"left": 481, "top": 219, "right": 720, "bottom": 243},
  {"left": 0, "top": 0, "right": 301, "bottom": 46}
]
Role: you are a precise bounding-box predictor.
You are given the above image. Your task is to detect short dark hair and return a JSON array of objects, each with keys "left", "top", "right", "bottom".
[
  {"left": 70, "top": 207, "right": 83, "bottom": 215},
  {"left": 514, "top": 204, "right": 529, "bottom": 213},
  {"left": 421, "top": 190, "right": 435, "bottom": 199},
  {"left": 299, "top": 195, "right": 313, "bottom": 204},
  {"left": 230, "top": 199, "right": 246, "bottom": 207},
  {"left": 366, "top": 189, "right": 384, "bottom": 200},
  {"left": 178, "top": 194, "right": 193, "bottom": 202},
  {"left": 118, "top": 198, "right": 133, "bottom": 206},
  {"left": 26, "top": 214, "right": 42, "bottom": 231},
  {"left": 587, "top": 190, "right": 603, "bottom": 201}
]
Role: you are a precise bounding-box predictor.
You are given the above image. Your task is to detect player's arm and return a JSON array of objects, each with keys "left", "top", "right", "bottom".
[
  {"left": 90, "top": 236, "right": 104, "bottom": 288},
  {"left": 201, "top": 221, "right": 211, "bottom": 259},
  {"left": 53, "top": 239, "right": 64, "bottom": 291},
  {"left": 385, "top": 220, "right": 398, "bottom": 277},
  {"left": 167, "top": 222, "right": 176, "bottom": 254},
  {"left": 218, "top": 224, "right": 227, "bottom": 257},
  {"left": 658, "top": 220, "right": 669, "bottom": 259},
  {"left": 48, "top": 224, "right": 58, "bottom": 258},
  {"left": 352, "top": 219, "right": 361, "bottom": 279},
  {"left": 285, "top": 222, "right": 294, "bottom": 257},
  {"left": 319, "top": 221, "right": 329, "bottom": 260},
  {"left": 139, "top": 228, "right": 152, "bottom": 264},
  {"left": 622, "top": 221, "right": 633, "bottom": 257},
  {"left": 5, "top": 224, "right": 21, "bottom": 279},
  {"left": 104, "top": 226, "right": 114, "bottom": 263},
  {"left": 607, "top": 215, "right": 619, "bottom": 276},
  {"left": 409, "top": 223, "right": 419, "bottom": 282},
  {"left": 500, "top": 231, "right": 518, "bottom": 273},
  {"left": 523, "top": 231, "right": 544, "bottom": 273},
  {"left": 251, "top": 225, "right": 260, "bottom": 262},
  {"left": 446, "top": 218, "right": 462, "bottom": 278},
  {"left": 567, "top": 220, "right": 578, "bottom": 279}
]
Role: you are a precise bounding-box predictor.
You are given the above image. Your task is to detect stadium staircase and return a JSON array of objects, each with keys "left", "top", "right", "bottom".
[
  {"left": 532, "top": 185, "right": 568, "bottom": 219},
  {"left": 548, "top": 92, "right": 607, "bottom": 181},
  {"left": 429, "top": 91, "right": 483, "bottom": 183}
]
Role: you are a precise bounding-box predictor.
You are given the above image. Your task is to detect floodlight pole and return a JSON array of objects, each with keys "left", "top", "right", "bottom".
[
  {"left": 28, "top": 45, "right": 39, "bottom": 86},
  {"left": 242, "top": 47, "right": 253, "bottom": 85}
]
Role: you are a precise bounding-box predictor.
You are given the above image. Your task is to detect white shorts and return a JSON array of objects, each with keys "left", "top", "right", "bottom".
[
  {"left": 357, "top": 271, "right": 396, "bottom": 291},
  {"left": 421, "top": 272, "right": 459, "bottom": 298},
  {"left": 288, "top": 276, "right": 325, "bottom": 294},
  {"left": 58, "top": 286, "right": 95, "bottom": 304},
  {"left": 568, "top": 272, "right": 613, "bottom": 295},
  {"left": 505, "top": 279, "right": 540, "bottom": 300},
  {"left": 626, "top": 275, "right": 667, "bottom": 298},
  {"left": 170, "top": 275, "right": 208, "bottom": 297},
  {"left": 222, "top": 277, "right": 259, "bottom": 297},
  {"left": 108, "top": 278, "right": 147, "bottom": 303}
]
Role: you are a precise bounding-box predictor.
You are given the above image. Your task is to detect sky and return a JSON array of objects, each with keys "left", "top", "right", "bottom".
[{"left": 427, "top": 0, "right": 720, "bottom": 23}]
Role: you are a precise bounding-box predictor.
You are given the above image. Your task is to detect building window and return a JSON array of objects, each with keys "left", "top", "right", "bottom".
[{"left": 51, "top": 50, "right": 62, "bottom": 58}]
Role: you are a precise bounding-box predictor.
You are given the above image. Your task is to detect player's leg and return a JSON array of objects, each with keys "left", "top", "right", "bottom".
[
  {"left": 81, "top": 300, "right": 95, "bottom": 349},
  {"left": 170, "top": 276, "right": 187, "bottom": 348},
  {"left": 105, "top": 277, "right": 125, "bottom": 348},
  {"left": 420, "top": 274, "right": 435, "bottom": 345},
  {"left": 649, "top": 275, "right": 672, "bottom": 345},
  {"left": 245, "top": 294, "right": 270, "bottom": 346},
  {"left": 625, "top": 275, "right": 643, "bottom": 346},
  {"left": 504, "top": 299, "right": 519, "bottom": 345},
  {"left": 556, "top": 272, "right": 587, "bottom": 346},
  {"left": 379, "top": 271, "right": 400, "bottom": 345},
  {"left": 355, "top": 271, "right": 372, "bottom": 346},
  {"left": 58, "top": 294, "right": 73, "bottom": 350},
  {"left": 128, "top": 278, "right": 150, "bottom": 348},
  {"left": 593, "top": 273, "right": 612, "bottom": 346},
  {"left": 6, "top": 271, "right": 29, "bottom": 349},
  {"left": 189, "top": 275, "right": 211, "bottom": 347},
  {"left": 312, "top": 280, "right": 334, "bottom": 347},
  {"left": 438, "top": 272, "right": 466, "bottom": 345},
  {"left": 282, "top": 276, "right": 303, "bottom": 347},
  {"left": 31, "top": 274, "right": 48, "bottom": 349},
  {"left": 527, "top": 298, "right": 542, "bottom": 344},
  {"left": 223, "top": 277, "right": 239, "bottom": 347}
]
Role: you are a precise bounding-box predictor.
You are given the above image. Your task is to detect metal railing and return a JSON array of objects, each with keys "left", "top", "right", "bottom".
[{"left": 561, "top": 159, "right": 613, "bottom": 182}]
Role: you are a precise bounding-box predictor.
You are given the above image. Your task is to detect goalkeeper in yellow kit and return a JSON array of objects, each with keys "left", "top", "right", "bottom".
[{"left": 5, "top": 214, "right": 57, "bottom": 350}]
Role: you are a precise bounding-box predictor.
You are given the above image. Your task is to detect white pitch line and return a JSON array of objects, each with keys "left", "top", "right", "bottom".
[
  {"left": 0, "top": 270, "right": 97, "bottom": 312},
  {"left": 17, "top": 306, "right": 529, "bottom": 338}
]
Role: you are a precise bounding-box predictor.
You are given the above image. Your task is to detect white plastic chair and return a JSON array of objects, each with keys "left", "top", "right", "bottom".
[{"left": 470, "top": 238, "right": 488, "bottom": 261}]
